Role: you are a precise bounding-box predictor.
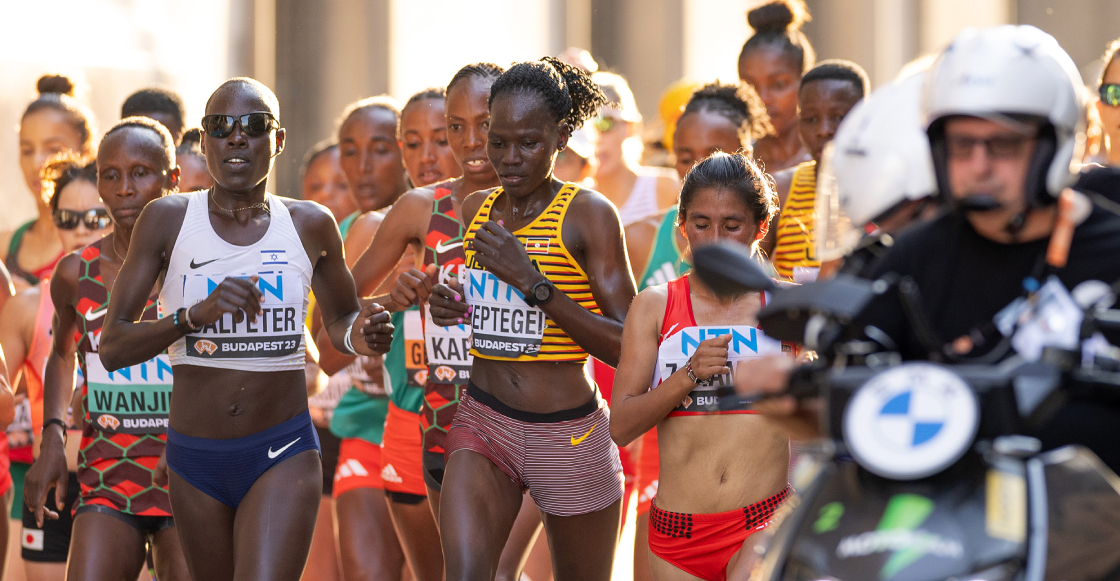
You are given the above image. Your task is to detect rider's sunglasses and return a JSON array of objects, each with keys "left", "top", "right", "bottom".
[
  {"left": 1100, "top": 83, "right": 1120, "bottom": 107},
  {"left": 200, "top": 112, "right": 278, "bottom": 139},
  {"left": 945, "top": 133, "right": 1036, "bottom": 161},
  {"left": 52, "top": 208, "right": 111, "bottom": 231}
]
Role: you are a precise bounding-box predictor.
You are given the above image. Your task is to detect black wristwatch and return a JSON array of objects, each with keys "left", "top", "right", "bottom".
[{"left": 524, "top": 279, "right": 554, "bottom": 307}]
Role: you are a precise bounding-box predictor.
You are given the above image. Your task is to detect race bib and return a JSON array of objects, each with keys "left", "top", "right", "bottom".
[
  {"left": 655, "top": 325, "right": 783, "bottom": 414},
  {"left": 181, "top": 271, "right": 304, "bottom": 359},
  {"left": 425, "top": 305, "right": 472, "bottom": 385},
  {"left": 404, "top": 309, "right": 428, "bottom": 387},
  {"left": 85, "top": 352, "right": 172, "bottom": 434},
  {"left": 465, "top": 268, "right": 547, "bottom": 358}
]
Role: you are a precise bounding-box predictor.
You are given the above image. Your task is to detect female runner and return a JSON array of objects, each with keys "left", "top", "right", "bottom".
[
  {"left": 345, "top": 86, "right": 461, "bottom": 581},
  {"left": 611, "top": 152, "right": 791, "bottom": 581},
  {"left": 24, "top": 119, "right": 191, "bottom": 580},
  {"left": 737, "top": 0, "right": 815, "bottom": 175},
  {"left": 625, "top": 81, "right": 771, "bottom": 581},
  {"left": 97, "top": 78, "right": 393, "bottom": 581},
  {"left": 351, "top": 63, "right": 554, "bottom": 581},
  {"left": 2, "top": 75, "right": 95, "bottom": 291},
  {"left": 589, "top": 72, "right": 679, "bottom": 229},
  {"left": 770, "top": 60, "right": 867, "bottom": 281},
  {"left": 428, "top": 56, "right": 634, "bottom": 581},
  {"left": 0, "top": 153, "right": 109, "bottom": 580}
]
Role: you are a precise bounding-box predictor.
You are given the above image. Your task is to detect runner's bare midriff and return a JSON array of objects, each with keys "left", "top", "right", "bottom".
[
  {"left": 169, "top": 366, "right": 307, "bottom": 438},
  {"left": 469, "top": 359, "right": 595, "bottom": 413}
]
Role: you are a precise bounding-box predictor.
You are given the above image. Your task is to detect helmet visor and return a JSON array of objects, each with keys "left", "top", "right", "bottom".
[{"left": 815, "top": 142, "right": 865, "bottom": 262}]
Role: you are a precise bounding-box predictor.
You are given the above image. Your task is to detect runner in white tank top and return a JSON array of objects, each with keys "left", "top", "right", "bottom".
[{"left": 98, "top": 78, "right": 394, "bottom": 581}]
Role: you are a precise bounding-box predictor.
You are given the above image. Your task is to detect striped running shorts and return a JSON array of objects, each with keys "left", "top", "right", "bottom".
[{"left": 446, "top": 382, "right": 623, "bottom": 517}]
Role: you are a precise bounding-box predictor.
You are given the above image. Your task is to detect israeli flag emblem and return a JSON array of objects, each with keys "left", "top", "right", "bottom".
[{"left": 262, "top": 250, "right": 287, "bottom": 265}]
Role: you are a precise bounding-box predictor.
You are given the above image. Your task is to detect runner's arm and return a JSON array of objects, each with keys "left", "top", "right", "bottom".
[
  {"left": 25, "top": 253, "right": 82, "bottom": 523},
  {"left": 0, "top": 346, "right": 12, "bottom": 428},
  {"left": 301, "top": 204, "right": 392, "bottom": 357},
  {"left": 0, "top": 287, "right": 37, "bottom": 385},
  {"left": 350, "top": 187, "right": 431, "bottom": 297},
  {"left": 99, "top": 200, "right": 191, "bottom": 370}
]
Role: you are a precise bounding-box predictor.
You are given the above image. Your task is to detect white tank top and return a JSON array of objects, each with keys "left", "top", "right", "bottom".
[
  {"left": 616, "top": 168, "right": 660, "bottom": 226},
  {"left": 160, "top": 190, "right": 313, "bottom": 372}
]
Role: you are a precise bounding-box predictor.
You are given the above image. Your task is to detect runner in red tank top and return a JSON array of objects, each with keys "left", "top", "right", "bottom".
[{"left": 611, "top": 152, "right": 793, "bottom": 581}]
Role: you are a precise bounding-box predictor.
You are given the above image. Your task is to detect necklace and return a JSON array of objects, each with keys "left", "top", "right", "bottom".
[
  {"left": 210, "top": 188, "right": 270, "bottom": 215},
  {"left": 104, "top": 234, "right": 124, "bottom": 263}
]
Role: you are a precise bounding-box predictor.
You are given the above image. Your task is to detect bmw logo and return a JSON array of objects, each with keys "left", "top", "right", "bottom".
[{"left": 843, "top": 363, "right": 979, "bottom": 480}]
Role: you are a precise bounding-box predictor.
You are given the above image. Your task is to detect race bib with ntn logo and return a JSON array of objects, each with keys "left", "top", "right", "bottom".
[
  {"left": 464, "top": 268, "right": 547, "bottom": 359},
  {"left": 654, "top": 325, "right": 784, "bottom": 415},
  {"left": 84, "top": 352, "right": 172, "bottom": 434},
  {"left": 180, "top": 269, "right": 305, "bottom": 359}
]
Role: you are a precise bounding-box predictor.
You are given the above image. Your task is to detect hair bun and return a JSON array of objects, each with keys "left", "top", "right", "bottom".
[
  {"left": 37, "top": 75, "right": 75, "bottom": 96},
  {"left": 747, "top": 0, "right": 808, "bottom": 33}
]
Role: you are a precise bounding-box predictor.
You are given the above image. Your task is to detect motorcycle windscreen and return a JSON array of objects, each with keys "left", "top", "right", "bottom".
[
  {"left": 1042, "top": 446, "right": 1120, "bottom": 580},
  {"left": 778, "top": 459, "right": 1025, "bottom": 581}
]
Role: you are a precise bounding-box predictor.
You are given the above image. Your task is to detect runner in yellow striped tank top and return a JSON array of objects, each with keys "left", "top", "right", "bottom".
[
  {"left": 772, "top": 160, "right": 818, "bottom": 279},
  {"left": 463, "top": 182, "right": 601, "bottom": 362},
  {"left": 771, "top": 59, "right": 869, "bottom": 281},
  {"left": 427, "top": 57, "right": 635, "bottom": 581}
]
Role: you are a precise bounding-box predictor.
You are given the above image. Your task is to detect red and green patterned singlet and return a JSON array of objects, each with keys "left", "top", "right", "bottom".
[
  {"left": 419, "top": 185, "right": 471, "bottom": 460},
  {"left": 74, "top": 239, "right": 172, "bottom": 516}
]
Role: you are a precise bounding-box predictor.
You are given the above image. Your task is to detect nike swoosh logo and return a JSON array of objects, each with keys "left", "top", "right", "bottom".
[
  {"left": 267, "top": 437, "right": 301, "bottom": 459},
  {"left": 570, "top": 423, "right": 597, "bottom": 446},
  {"left": 434, "top": 240, "right": 463, "bottom": 254},
  {"left": 83, "top": 307, "right": 107, "bottom": 321},
  {"left": 190, "top": 258, "right": 220, "bottom": 269}
]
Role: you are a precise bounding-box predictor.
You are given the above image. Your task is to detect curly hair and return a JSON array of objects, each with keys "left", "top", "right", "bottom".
[
  {"left": 40, "top": 151, "right": 97, "bottom": 212},
  {"left": 677, "top": 152, "right": 778, "bottom": 240},
  {"left": 489, "top": 56, "right": 610, "bottom": 129},
  {"left": 682, "top": 82, "right": 774, "bottom": 147},
  {"left": 101, "top": 116, "right": 176, "bottom": 169},
  {"left": 447, "top": 62, "right": 505, "bottom": 96}
]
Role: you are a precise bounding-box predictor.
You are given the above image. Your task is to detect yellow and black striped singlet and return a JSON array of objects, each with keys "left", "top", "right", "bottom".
[
  {"left": 463, "top": 183, "right": 600, "bottom": 363},
  {"left": 773, "top": 160, "right": 819, "bottom": 280}
]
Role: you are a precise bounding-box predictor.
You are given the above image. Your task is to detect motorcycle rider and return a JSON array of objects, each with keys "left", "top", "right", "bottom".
[{"left": 742, "top": 25, "right": 1120, "bottom": 472}]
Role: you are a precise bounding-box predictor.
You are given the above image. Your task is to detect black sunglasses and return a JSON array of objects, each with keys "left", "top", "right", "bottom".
[
  {"left": 53, "top": 209, "right": 111, "bottom": 231},
  {"left": 1101, "top": 83, "right": 1120, "bottom": 107},
  {"left": 200, "top": 112, "right": 278, "bottom": 138}
]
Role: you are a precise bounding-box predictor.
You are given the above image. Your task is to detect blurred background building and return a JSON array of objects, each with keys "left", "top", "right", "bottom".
[{"left": 1, "top": 0, "right": 1117, "bottom": 231}]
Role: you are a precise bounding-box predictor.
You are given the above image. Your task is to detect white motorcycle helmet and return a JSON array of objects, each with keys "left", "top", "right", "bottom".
[
  {"left": 816, "top": 72, "right": 936, "bottom": 261},
  {"left": 922, "top": 25, "right": 1085, "bottom": 206}
]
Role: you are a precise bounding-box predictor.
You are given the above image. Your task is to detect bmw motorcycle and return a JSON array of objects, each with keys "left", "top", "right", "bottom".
[{"left": 692, "top": 243, "right": 1120, "bottom": 581}]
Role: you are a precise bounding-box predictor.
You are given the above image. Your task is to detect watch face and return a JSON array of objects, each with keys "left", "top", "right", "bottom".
[{"left": 534, "top": 283, "right": 552, "bottom": 301}]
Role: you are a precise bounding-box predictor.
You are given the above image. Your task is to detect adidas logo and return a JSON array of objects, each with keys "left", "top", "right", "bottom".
[
  {"left": 334, "top": 459, "right": 370, "bottom": 481},
  {"left": 381, "top": 463, "right": 403, "bottom": 484},
  {"left": 644, "top": 263, "right": 676, "bottom": 289}
]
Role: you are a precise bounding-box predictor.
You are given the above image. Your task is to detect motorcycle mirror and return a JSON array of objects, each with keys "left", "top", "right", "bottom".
[
  {"left": 692, "top": 242, "right": 777, "bottom": 296},
  {"left": 759, "top": 275, "right": 883, "bottom": 345}
]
